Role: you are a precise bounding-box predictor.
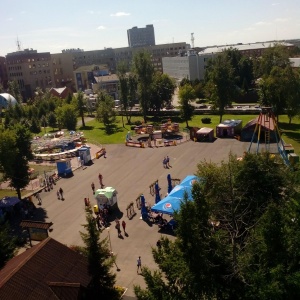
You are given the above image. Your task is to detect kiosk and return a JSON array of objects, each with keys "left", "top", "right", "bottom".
[
  {"left": 78, "top": 147, "right": 91, "bottom": 165},
  {"left": 94, "top": 187, "right": 118, "bottom": 210},
  {"left": 56, "top": 159, "right": 73, "bottom": 177}
]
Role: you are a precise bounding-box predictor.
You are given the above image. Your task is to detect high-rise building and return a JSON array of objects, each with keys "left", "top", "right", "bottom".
[{"left": 127, "top": 25, "right": 155, "bottom": 48}]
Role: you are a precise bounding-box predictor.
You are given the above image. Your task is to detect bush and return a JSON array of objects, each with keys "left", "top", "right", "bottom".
[
  {"left": 201, "top": 117, "right": 211, "bottom": 124},
  {"left": 134, "top": 120, "right": 142, "bottom": 126}
]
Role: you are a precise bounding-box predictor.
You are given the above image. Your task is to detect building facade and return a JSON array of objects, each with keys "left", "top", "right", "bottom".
[
  {"left": 6, "top": 49, "right": 54, "bottom": 99},
  {"left": 127, "top": 25, "right": 155, "bottom": 48},
  {"left": 162, "top": 49, "right": 205, "bottom": 82},
  {"left": 0, "top": 57, "right": 8, "bottom": 89}
]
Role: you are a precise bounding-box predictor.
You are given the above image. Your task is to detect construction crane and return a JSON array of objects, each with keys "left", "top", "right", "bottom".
[{"left": 247, "top": 107, "right": 289, "bottom": 165}]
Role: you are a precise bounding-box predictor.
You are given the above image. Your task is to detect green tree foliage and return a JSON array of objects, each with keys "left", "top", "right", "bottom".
[
  {"left": 205, "top": 53, "right": 237, "bottom": 122},
  {"left": 55, "top": 104, "right": 77, "bottom": 131},
  {"left": 7, "top": 80, "right": 22, "bottom": 103},
  {"left": 178, "top": 84, "right": 195, "bottom": 128},
  {"left": 80, "top": 207, "right": 118, "bottom": 299},
  {"left": 47, "top": 111, "right": 57, "bottom": 131},
  {"left": 73, "top": 91, "right": 86, "bottom": 127},
  {"left": 150, "top": 73, "right": 176, "bottom": 112},
  {"left": 132, "top": 50, "right": 154, "bottom": 122},
  {"left": 0, "top": 222, "right": 17, "bottom": 269},
  {"left": 30, "top": 117, "right": 41, "bottom": 133},
  {"left": 135, "top": 153, "right": 300, "bottom": 300},
  {"left": 254, "top": 44, "right": 291, "bottom": 78},
  {"left": 117, "top": 62, "right": 137, "bottom": 125},
  {"left": 0, "top": 125, "right": 33, "bottom": 199},
  {"left": 96, "top": 92, "right": 116, "bottom": 131}
]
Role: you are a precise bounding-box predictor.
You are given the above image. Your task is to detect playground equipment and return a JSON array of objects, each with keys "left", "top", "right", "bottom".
[{"left": 247, "top": 107, "right": 289, "bottom": 165}]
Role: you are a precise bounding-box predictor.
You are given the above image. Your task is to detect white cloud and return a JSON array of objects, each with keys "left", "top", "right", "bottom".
[
  {"left": 245, "top": 27, "right": 255, "bottom": 31},
  {"left": 255, "top": 21, "right": 271, "bottom": 26},
  {"left": 274, "top": 17, "right": 288, "bottom": 22},
  {"left": 7, "top": 17, "right": 13, "bottom": 21},
  {"left": 271, "top": 3, "right": 280, "bottom": 6},
  {"left": 110, "top": 12, "right": 130, "bottom": 17},
  {"left": 97, "top": 26, "right": 106, "bottom": 30}
]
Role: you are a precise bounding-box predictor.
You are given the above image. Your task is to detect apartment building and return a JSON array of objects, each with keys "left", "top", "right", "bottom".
[
  {"left": 127, "top": 25, "right": 155, "bottom": 48},
  {"left": 6, "top": 49, "right": 54, "bottom": 99}
]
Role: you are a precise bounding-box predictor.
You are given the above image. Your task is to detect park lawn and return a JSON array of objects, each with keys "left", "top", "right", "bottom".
[{"left": 80, "top": 114, "right": 300, "bottom": 155}]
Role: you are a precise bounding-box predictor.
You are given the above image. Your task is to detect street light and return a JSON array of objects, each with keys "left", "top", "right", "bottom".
[{"left": 106, "top": 227, "right": 120, "bottom": 271}]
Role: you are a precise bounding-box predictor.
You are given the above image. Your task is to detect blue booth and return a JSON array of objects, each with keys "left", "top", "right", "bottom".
[
  {"left": 78, "top": 147, "right": 91, "bottom": 165},
  {"left": 56, "top": 159, "right": 73, "bottom": 177}
]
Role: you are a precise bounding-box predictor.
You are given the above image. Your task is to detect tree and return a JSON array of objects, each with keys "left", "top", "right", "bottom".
[
  {"left": 30, "top": 117, "right": 41, "bottom": 133},
  {"left": 150, "top": 73, "right": 176, "bottom": 112},
  {"left": 8, "top": 80, "right": 22, "bottom": 103},
  {"left": 204, "top": 53, "right": 237, "bottom": 122},
  {"left": 96, "top": 92, "right": 116, "bottom": 131},
  {"left": 47, "top": 111, "right": 57, "bottom": 131},
  {"left": 0, "top": 222, "right": 17, "bottom": 269},
  {"left": 117, "top": 62, "right": 137, "bottom": 125},
  {"left": 134, "top": 153, "right": 300, "bottom": 299},
  {"left": 132, "top": 50, "right": 154, "bottom": 122},
  {"left": 55, "top": 104, "right": 77, "bottom": 131},
  {"left": 80, "top": 207, "right": 118, "bottom": 299},
  {"left": 73, "top": 91, "right": 87, "bottom": 127},
  {"left": 0, "top": 125, "right": 33, "bottom": 199},
  {"left": 178, "top": 84, "right": 195, "bottom": 128}
]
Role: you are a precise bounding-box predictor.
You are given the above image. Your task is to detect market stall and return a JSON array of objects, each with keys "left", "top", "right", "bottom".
[{"left": 94, "top": 187, "right": 118, "bottom": 210}]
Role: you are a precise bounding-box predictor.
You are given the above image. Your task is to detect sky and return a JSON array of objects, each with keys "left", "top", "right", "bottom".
[{"left": 1, "top": 0, "right": 299, "bottom": 56}]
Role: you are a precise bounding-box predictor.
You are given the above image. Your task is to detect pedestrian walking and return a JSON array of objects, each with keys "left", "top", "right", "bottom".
[
  {"left": 36, "top": 192, "right": 42, "bottom": 205},
  {"left": 163, "top": 157, "right": 167, "bottom": 168},
  {"left": 122, "top": 220, "right": 126, "bottom": 233},
  {"left": 59, "top": 187, "right": 64, "bottom": 200},
  {"left": 96, "top": 215, "right": 101, "bottom": 230},
  {"left": 57, "top": 190, "right": 60, "bottom": 200},
  {"left": 103, "top": 148, "right": 107, "bottom": 158},
  {"left": 166, "top": 156, "right": 171, "bottom": 168},
  {"left": 91, "top": 182, "right": 95, "bottom": 194},
  {"left": 98, "top": 173, "right": 104, "bottom": 188},
  {"left": 137, "top": 256, "right": 142, "bottom": 274},
  {"left": 115, "top": 221, "right": 121, "bottom": 237}
]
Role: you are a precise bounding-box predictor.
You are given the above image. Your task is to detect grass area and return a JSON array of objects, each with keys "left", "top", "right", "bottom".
[
  {"left": 29, "top": 164, "right": 56, "bottom": 176},
  {"left": 78, "top": 114, "right": 300, "bottom": 155}
]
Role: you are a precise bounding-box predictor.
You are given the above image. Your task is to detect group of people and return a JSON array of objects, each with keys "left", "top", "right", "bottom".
[
  {"left": 163, "top": 156, "right": 171, "bottom": 168},
  {"left": 95, "top": 204, "right": 110, "bottom": 229}
]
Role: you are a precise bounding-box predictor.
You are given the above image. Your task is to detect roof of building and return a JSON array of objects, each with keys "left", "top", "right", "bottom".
[
  {"left": 94, "top": 74, "right": 119, "bottom": 83},
  {"left": 198, "top": 42, "right": 294, "bottom": 56},
  {"left": 217, "top": 119, "right": 242, "bottom": 128},
  {"left": 49, "top": 87, "right": 69, "bottom": 96},
  {"left": 0, "top": 93, "right": 17, "bottom": 107},
  {"left": 290, "top": 58, "right": 300, "bottom": 68},
  {"left": 0, "top": 237, "right": 91, "bottom": 300},
  {"left": 242, "top": 115, "right": 275, "bottom": 131},
  {"left": 74, "top": 64, "right": 108, "bottom": 72}
]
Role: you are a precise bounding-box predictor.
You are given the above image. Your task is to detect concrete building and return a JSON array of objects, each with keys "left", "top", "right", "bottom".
[
  {"left": 92, "top": 73, "right": 119, "bottom": 99},
  {"left": 0, "top": 57, "right": 8, "bottom": 89},
  {"left": 127, "top": 25, "right": 155, "bottom": 48},
  {"left": 162, "top": 49, "right": 205, "bottom": 82},
  {"left": 51, "top": 52, "right": 76, "bottom": 90},
  {"left": 74, "top": 64, "right": 110, "bottom": 91},
  {"left": 6, "top": 48, "right": 54, "bottom": 99}
]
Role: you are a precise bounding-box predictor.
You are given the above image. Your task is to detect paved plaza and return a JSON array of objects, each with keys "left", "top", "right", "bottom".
[{"left": 25, "top": 138, "right": 249, "bottom": 298}]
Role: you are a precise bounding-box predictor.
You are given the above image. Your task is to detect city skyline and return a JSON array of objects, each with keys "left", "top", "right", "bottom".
[{"left": 1, "top": 0, "right": 299, "bottom": 56}]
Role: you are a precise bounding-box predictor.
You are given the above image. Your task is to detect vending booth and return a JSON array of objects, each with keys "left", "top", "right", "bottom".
[
  {"left": 56, "top": 159, "right": 73, "bottom": 177},
  {"left": 78, "top": 147, "right": 91, "bottom": 165},
  {"left": 94, "top": 187, "right": 118, "bottom": 210}
]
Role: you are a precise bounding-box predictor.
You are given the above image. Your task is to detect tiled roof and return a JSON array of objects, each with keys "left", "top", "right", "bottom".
[
  {"left": 0, "top": 237, "right": 91, "bottom": 300},
  {"left": 20, "top": 220, "right": 53, "bottom": 230}
]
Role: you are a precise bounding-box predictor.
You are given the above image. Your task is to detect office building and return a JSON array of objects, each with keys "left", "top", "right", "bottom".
[{"left": 127, "top": 25, "right": 155, "bottom": 48}]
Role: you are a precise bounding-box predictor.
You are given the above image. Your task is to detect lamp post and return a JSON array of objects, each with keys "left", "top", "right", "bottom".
[{"left": 106, "top": 227, "right": 120, "bottom": 271}]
